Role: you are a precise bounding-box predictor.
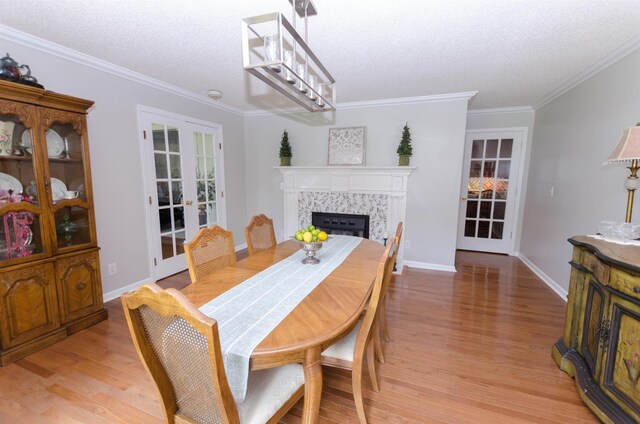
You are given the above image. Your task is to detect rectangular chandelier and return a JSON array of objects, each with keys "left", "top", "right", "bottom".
[{"left": 241, "top": 3, "right": 336, "bottom": 112}]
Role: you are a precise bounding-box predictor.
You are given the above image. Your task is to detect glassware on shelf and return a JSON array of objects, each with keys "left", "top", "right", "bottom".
[
  {"left": 263, "top": 34, "right": 281, "bottom": 73},
  {"left": 296, "top": 63, "right": 307, "bottom": 93},
  {"left": 283, "top": 50, "right": 295, "bottom": 84}
]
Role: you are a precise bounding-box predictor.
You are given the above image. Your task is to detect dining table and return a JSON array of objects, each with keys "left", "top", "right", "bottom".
[{"left": 181, "top": 237, "right": 384, "bottom": 424}]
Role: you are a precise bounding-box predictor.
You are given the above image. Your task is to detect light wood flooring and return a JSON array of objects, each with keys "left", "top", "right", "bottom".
[{"left": 0, "top": 250, "right": 598, "bottom": 423}]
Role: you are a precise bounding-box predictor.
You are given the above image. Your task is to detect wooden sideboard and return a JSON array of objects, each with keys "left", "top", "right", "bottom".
[{"left": 553, "top": 236, "right": 640, "bottom": 423}]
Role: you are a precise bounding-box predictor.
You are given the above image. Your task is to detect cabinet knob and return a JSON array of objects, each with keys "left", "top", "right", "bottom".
[
  {"left": 634, "top": 286, "right": 640, "bottom": 294},
  {"left": 76, "top": 281, "right": 86, "bottom": 291}
]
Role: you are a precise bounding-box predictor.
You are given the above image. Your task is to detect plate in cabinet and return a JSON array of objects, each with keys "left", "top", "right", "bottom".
[
  {"left": 21, "top": 129, "right": 65, "bottom": 157},
  {"left": 0, "top": 172, "right": 23, "bottom": 194}
]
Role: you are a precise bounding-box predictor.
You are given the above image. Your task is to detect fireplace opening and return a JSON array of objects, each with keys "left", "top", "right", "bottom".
[{"left": 312, "top": 212, "right": 370, "bottom": 238}]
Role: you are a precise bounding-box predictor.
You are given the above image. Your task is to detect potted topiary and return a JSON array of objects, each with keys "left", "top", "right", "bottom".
[
  {"left": 397, "top": 123, "right": 413, "bottom": 166},
  {"left": 279, "top": 130, "right": 292, "bottom": 166}
]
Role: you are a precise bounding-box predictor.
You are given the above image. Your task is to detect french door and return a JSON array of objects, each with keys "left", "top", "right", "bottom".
[
  {"left": 456, "top": 129, "right": 523, "bottom": 254},
  {"left": 139, "top": 107, "right": 226, "bottom": 279}
]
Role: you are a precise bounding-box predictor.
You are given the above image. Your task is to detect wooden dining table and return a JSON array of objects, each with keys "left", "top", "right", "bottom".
[{"left": 181, "top": 238, "right": 384, "bottom": 424}]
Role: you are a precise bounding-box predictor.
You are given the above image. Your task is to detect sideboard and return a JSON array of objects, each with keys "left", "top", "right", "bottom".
[{"left": 552, "top": 236, "right": 640, "bottom": 423}]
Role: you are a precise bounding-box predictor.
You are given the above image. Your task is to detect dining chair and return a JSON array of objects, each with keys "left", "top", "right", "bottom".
[
  {"left": 380, "top": 221, "right": 403, "bottom": 345},
  {"left": 321, "top": 239, "right": 397, "bottom": 424},
  {"left": 245, "top": 214, "right": 277, "bottom": 256},
  {"left": 121, "top": 283, "right": 305, "bottom": 424},
  {"left": 184, "top": 225, "right": 236, "bottom": 282}
]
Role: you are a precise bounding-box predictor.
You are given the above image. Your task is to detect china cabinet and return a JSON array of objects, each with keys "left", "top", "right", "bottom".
[
  {"left": 0, "top": 80, "right": 106, "bottom": 365},
  {"left": 552, "top": 236, "right": 640, "bottom": 423}
]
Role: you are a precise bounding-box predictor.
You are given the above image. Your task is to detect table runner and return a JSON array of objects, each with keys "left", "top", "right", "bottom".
[{"left": 199, "top": 235, "right": 363, "bottom": 403}]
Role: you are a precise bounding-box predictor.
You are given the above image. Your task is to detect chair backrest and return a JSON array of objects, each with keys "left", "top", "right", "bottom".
[
  {"left": 394, "top": 221, "right": 404, "bottom": 246},
  {"left": 245, "top": 214, "right": 276, "bottom": 256},
  {"left": 355, "top": 239, "right": 397, "bottom": 356},
  {"left": 184, "top": 225, "right": 236, "bottom": 282},
  {"left": 121, "top": 283, "right": 239, "bottom": 424}
]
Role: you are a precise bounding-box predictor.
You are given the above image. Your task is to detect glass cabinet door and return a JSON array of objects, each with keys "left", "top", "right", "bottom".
[
  {"left": 0, "top": 100, "right": 49, "bottom": 264},
  {"left": 41, "top": 110, "right": 94, "bottom": 251}
]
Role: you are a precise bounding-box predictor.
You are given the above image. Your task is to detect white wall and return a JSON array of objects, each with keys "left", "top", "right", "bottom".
[
  {"left": 519, "top": 47, "right": 640, "bottom": 292},
  {"left": 2, "top": 38, "right": 247, "bottom": 297},
  {"left": 466, "top": 109, "right": 536, "bottom": 252},
  {"left": 244, "top": 100, "right": 470, "bottom": 269}
]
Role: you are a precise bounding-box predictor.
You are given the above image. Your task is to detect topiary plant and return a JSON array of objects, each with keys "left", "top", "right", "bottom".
[
  {"left": 397, "top": 123, "right": 413, "bottom": 156},
  {"left": 279, "top": 130, "right": 292, "bottom": 158}
]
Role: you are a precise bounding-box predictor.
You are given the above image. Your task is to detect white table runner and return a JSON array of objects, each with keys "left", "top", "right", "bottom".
[{"left": 199, "top": 235, "right": 363, "bottom": 403}]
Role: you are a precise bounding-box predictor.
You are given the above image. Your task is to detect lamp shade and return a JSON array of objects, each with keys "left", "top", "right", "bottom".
[{"left": 605, "top": 125, "right": 640, "bottom": 164}]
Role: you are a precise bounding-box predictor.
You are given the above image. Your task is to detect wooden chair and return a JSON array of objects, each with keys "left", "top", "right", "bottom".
[
  {"left": 121, "top": 283, "right": 304, "bottom": 424},
  {"left": 184, "top": 225, "right": 236, "bottom": 282},
  {"left": 321, "top": 239, "right": 397, "bottom": 424},
  {"left": 245, "top": 214, "right": 276, "bottom": 256},
  {"left": 381, "top": 222, "right": 403, "bottom": 344}
]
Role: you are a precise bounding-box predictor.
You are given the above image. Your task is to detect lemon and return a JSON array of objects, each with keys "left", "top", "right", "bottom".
[
  {"left": 303, "top": 231, "right": 313, "bottom": 242},
  {"left": 295, "top": 231, "right": 303, "bottom": 241},
  {"left": 318, "top": 231, "right": 328, "bottom": 241}
]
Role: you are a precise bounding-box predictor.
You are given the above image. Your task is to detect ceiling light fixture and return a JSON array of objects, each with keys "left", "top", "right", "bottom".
[
  {"left": 207, "top": 89, "right": 223, "bottom": 100},
  {"left": 241, "top": 0, "right": 336, "bottom": 112}
]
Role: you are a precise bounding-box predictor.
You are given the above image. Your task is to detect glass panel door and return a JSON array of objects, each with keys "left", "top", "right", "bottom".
[
  {"left": 457, "top": 130, "right": 522, "bottom": 254},
  {"left": 43, "top": 113, "right": 94, "bottom": 252},
  {"left": 194, "top": 130, "right": 217, "bottom": 229},
  {"left": 0, "top": 102, "right": 49, "bottom": 264}
]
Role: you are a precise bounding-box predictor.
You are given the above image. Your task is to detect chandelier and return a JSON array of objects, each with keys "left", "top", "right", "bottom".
[{"left": 241, "top": 0, "right": 336, "bottom": 112}]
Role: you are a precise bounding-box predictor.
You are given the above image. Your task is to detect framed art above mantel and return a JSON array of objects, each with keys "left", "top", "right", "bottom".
[{"left": 328, "top": 126, "right": 366, "bottom": 166}]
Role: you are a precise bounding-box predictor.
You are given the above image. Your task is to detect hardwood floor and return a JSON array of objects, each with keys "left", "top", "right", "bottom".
[{"left": 0, "top": 250, "right": 597, "bottom": 423}]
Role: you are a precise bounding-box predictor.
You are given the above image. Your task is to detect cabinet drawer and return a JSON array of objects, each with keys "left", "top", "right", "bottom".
[
  {"left": 582, "top": 251, "right": 610, "bottom": 283},
  {"left": 610, "top": 268, "right": 640, "bottom": 301},
  {"left": 55, "top": 251, "right": 103, "bottom": 324},
  {"left": 0, "top": 263, "right": 60, "bottom": 349}
]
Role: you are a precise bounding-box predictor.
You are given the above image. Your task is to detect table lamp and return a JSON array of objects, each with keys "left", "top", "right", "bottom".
[{"left": 605, "top": 123, "right": 640, "bottom": 222}]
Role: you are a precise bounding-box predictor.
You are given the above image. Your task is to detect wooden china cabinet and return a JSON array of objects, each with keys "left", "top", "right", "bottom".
[
  {"left": 0, "top": 80, "right": 106, "bottom": 365},
  {"left": 553, "top": 236, "right": 640, "bottom": 423}
]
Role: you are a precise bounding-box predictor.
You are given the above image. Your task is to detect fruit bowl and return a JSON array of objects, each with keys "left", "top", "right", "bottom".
[{"left": 299, "top": 240, "right": 324, "bottom": 264}]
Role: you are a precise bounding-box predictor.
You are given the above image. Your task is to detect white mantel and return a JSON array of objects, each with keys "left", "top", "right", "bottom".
[{"left": 275, "top": 166, "right": 415, "bottom": 271}]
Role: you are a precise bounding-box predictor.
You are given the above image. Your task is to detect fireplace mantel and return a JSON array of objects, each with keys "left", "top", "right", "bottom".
[{"left": 275, "top": 165, "right": 415, "bottom": 271}]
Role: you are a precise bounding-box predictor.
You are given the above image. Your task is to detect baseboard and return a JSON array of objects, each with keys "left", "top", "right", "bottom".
[
  {"left": 516, "top": 252, "right": 568, "bottom": 301},
  {"left": 403, "top": 260, "right": 457, "bottom": 273},
  {"left": 235, "top": 243, "right": 248, "bottom": 252},
  {"left": 103, "top": 277, "right": 154, "bottom": 303}
]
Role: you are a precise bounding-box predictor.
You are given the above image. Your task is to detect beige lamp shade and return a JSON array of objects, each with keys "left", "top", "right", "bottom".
[{"left": 605, "top": 125, "right": 640, "bottom": 164}]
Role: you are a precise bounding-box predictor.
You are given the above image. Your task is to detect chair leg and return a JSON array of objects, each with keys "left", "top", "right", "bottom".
[
  {"left": 374, "top": 322, "right": 385, "bottom": 363},
  {"left": 352, "top": 350, "right": 368, "bottom": 424},
  {"left": 366, "top": 342, "right": 379, "bottom": 392},
  {"left": 381, "top": 300, "right": 391, "bottom": 342}
]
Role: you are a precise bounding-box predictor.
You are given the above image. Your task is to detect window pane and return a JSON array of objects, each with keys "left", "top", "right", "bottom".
[
  {"left": 479, "top": 201, "right": 492, "bottom": 219},
  {"left": 175, "top": 231, "right": 186, "bottom": 255},
  {"left": 464, "top": 220, "right": 476, "bottom": 237},
  {"left": 170, "top": 154, "right": 181, "bottom": 178},
  {"left": 158, "top": 208, "right": 171, "bottom": 233},
  {"left": 154, "top": 153, "right": 167, "bottom": 179},
  {"left": 157, "top": 182, "right": 169, "bottom": 206},
  {"left": 195, "top": 132, "right": 204, "bottom": 155},
  {"left": 496, "top": 180, "right": 509, "bottom": 199},
  {"left": 198, "top": 204, "right": 207, "bottom": 226},
  {"left": 497, "top": 160, "right": 510, "bottom": 179},
  {"left": 466, "top": 200, "right": 478, "bottom": 218},
  {"left": 486, "top": 139, "right": 498, "bottom": 158},
  {"left": 168, "top": 127, "right": 180, "bottom": 152},
  {"left": 478, "top": 221, "right": 490, "bottom": 238},
  {"left": 491, "top": 222, "right": 504, "bottom": 239},
  {"left": 208, "top": 202, "right": 217, "bottom": 224},
  {"left": 468, "top": 179, "right": 480, "bottom": 198},
  {"left": 483, "top": 161, "right": 496, "bottom": 178},
  {"left": 171, "top": 181, "right": 183, "bottom": 205},
  {"left": 469, "top": 160, "right": 482, "bottom": 178},
  {"left": 152, "top": 124, "right": 166, "bottom": 151},
  {"left": 197, "top": 180, "right": 207, "bottom": 202},
  {"left": 161, "top": 234, "right": 174, "bottom": 259},
  {"left": 493, "top": 202, "right": 506, "bottom": 220},
  {"left": 471, "top": 140, "right": 483, "bottom": 158},
  {"left": 499, "top": 139, "right": 513, "bottom": 158},
  {"left": 174, "top": 207, "right": 184, "bottom": 231},
  {"left": 205, "top": 133, "right": 214, "bottom": 156}
]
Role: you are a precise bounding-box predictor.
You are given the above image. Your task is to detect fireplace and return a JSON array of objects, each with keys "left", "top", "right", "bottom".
[{"left": 312, "top": 212, "right": 369, "bottom": 238}]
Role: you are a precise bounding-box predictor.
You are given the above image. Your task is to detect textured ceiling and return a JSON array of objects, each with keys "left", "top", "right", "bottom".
[{"left": 1, "top": 0, "right": 640, "bottom": 112}]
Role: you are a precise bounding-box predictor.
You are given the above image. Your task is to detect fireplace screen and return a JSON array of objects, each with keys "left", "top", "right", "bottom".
[{"left": 311, "top": 212, "right": 369, "bottom": 238}]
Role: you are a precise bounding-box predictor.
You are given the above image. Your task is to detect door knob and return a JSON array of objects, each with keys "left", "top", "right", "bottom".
[{"left": 185, "top": 200, "right": 193, "bottom": 206}]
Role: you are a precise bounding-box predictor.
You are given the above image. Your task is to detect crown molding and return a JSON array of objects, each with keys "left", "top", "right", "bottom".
[
  {"left": 533, "top": 33, "right": 640, "bottom": 110},
  {"left": 467, "top": 106, "right": 534, "bottom": 116},
  {"left": 0, "top": 24, "right": 245, "bottom": 116},
  {"left": 245, "top": 91, "right": 479, "bottom": 117}
]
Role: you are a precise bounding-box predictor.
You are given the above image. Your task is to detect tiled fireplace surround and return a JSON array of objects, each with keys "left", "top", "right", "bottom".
[{"left": 276, "top": 166, "right": 414, "bottom": 271}]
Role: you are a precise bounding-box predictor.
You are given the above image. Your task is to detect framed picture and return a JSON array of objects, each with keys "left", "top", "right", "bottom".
[{"left": 328, "top": 126, "right": 366, "bottom": 165}]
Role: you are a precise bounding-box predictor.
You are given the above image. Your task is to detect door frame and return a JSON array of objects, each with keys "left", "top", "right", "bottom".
[
  {"left": 457, "top": 127, "right": 528, "bottom": 255},
  {"left": 136, "top": 105, "right": 227, "bottom": 281}
]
